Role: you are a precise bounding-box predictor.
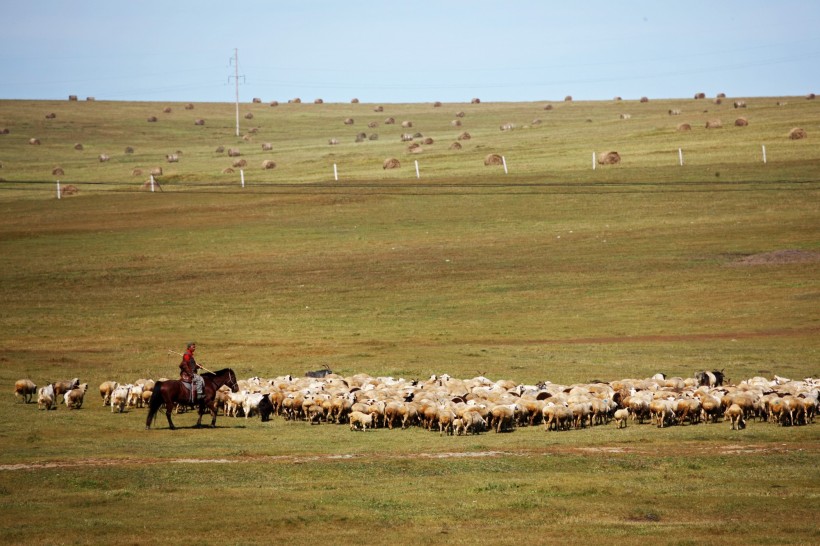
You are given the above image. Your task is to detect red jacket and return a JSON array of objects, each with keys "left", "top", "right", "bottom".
[{"left": 179, "top": 350, "right": 198, "bottom": 382}]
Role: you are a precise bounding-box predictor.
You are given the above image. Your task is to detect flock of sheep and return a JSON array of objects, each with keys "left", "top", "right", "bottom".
[{"left": 15, "top": 370, "right": 818, "bottom": 434}]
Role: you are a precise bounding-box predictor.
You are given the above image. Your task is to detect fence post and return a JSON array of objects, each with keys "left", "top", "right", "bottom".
[
  {"left": 762, "top": 145, "right": 767, "bottom": 164},
  {"left": 333, "top": 163, "right": 338, "bottom": 181},
  {"left": 150, "top": 175, "right": 155, "bottom": 192},
  {"left": 592, "top": 152, "right": 596, "bottom": 170},
  {"left": 502, "top": 155, "right": 508, "bottom": 174},
  {"left": 240, "top": 169, "right": 245, "bottom": 188},
  {"left": 679, "top": 148, "right": 684, "bottom": 166},
  {"left": 57, "top": 180, "right": 61, "bottom": 199},
  {"left": 415, "top": 160, "right": 420, "bottom": 179}
]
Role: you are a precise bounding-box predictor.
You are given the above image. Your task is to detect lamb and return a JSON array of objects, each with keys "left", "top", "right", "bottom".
[
  {"left": 452, "top": 418, "right": 466, "bottom": 436},
  {"left": 37, "top": 384, "right": 55, "bottom": 410},
  {"left": 64, "top": 383, "right": 88, "bottom": 410},
  {"left": 110, "top": 384, "right": 132, "bottom": 413},
  {"left": 726, "top": 403, "right": 746, "bottom": 430},
  {"left": 99, "top": 381, "right": 118, "bottom": 406},
  {"left": 14, "top": 379, "right": 37, "bottom": 403},
  {"left": 349, "top": 410, "right": 373, "bottom": 431},
  {"left": 613, "top": 408, "right": 629, "bottom": 428}
]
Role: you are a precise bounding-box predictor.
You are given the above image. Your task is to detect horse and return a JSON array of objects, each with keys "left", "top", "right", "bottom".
[{"left": 145, "top": 368, "right": 238, "bottom": 430}]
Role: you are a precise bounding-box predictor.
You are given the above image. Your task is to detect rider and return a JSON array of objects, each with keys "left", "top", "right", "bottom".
[{"left": 179, "top": 342, "right": 204, "bottom": 401}]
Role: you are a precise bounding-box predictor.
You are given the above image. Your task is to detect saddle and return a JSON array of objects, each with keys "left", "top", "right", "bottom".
[{"left": 181, "top": 381, "right": 204, "bottom": 403}]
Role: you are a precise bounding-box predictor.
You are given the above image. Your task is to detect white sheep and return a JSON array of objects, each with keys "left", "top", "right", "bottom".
[
  {"left": 37, "top": 384, "right": 55, "bottom": 410},
  {"left": 349, "top": 410, "right": 372, "bottom": 431},
  {"left": 110, "top": 384, "right": 132, "bottom": 413},
  {"left": 613, "top": 408, "right": 629, "bottom": 428},
  {"left": 65, "top": 383, "right": 88, "bottom": 410},
  {"left": 127, "top": 384, "right": 144, "bottom": 408}
]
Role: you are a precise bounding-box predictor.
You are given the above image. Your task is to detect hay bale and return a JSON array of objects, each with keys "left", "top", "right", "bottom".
[
  {"left": 455, "top": 111, "right": 465, "bottom": 117},
  {"left": 314, "top": 98, "right": 323, "bottom": 104},
  {"left": 163, "top": 106, "right": 172, "bottom": 113},
  {"left": 99, "top": 154, "right": 110, "bottom": 162},
  {"left": 248, "top": 127, "right": 258, "bottom": 134},
  {"left": 369, "top": 133, "right": 379, "bottom": 141},
  {"left": 194, "top": 118, "right": 205, "bottom": 126},
  {"left": 383, "top": 158, "right": 400, "bottom": 169},
  {"left": 270, "top": 101, "right": 279, "bottom": 107},
  {"left": 705, "top": 120, "right": 722, "bottom": 129},
  {"left": 86, "top": 97, "right": 95, "bottom": 102},
  {"left": 124, "top": 146, "right": 134, "bottom": 154},
  {"left": 344, "top": 118, "right": 354, "bottom": 125},
  {"left": 147, "top": 116, "right": 158, "bottom": 122},
  {"left": 384, "top": 117, "right": 395, "bottom": 125},
  {"left": 451, "top": 119, "right": 462, "bottom": 127},
  {"left": 694, "top": 92, "right": 706, "bottom": 99},
  {"left": 150, "top": 167, "right": 162, "bottom": 177},
  {"left": 564, "top": 95, "right": 573, "bottom": 102},
  {"left": 68, "top": 95, "right": 78, "bottom": 101},
  {"left": 244, "top": 112, "right": 254, "bottom": 119},
  {"left": 640, "top": 96, "right": 649, "bottom": 103},
  {"left": 222, "top": 167, "right": 234, "bottom": 174},
  {"left": 328, "top": 138, "right": 339, "bottom": 145},
  {"left": 471, "top": 98, "right": 481, "bottom": 104},
  {"left": 717, "top": 93, "right": 726, "bottom": 98},
  {"left": 60, "top": 184, "right": 79, "bottom": 196},
  {"left": 52, "top": 167, "right": 64, "bottom": 176},
  {"left": 355, "top": 133, "right": 366, "bottom": 143},
  {"left": 29, "top": 138, "right": 41, "bottom": 145},
  {"left": 368, "top": 121, "right": 378, "bottom": 128},
  {"left": 407, "top": 143, "right": 422, "bottom": 153},
  {"left": 458, "top": 131, "right": 471, "bottom": 140},
  {"left": 806, "top": 93, "right": 816, "bottom": 100},
  {"left": 132, "top": 168, "right": 142, "bottom": 176},
  {"left": 232, "top": 158, "right": 247, "bottom": 168},
  {"left": 185, "top": 103, "right": 194, "bottom": 110},
  {"left": 228, "top": 148, "right": 241, "bottom": 157},
  {"left": 789, "top": 127, "right": 807, "bottom": 140},
  {"left": 484, "top": 153, "right": 503, "bottom": 166},
  {"left": 374, "top": 105, "right": 384, "bottom": 112},
  {"left": 423, "top": 137, "right": 434, "bottom": 145},
  {"left": 74, "top": 143, "right": 84, "bottom": 150},
  {"left": 401, "top": 120, "right": 413, "bottom": 128},
  {"left": 45, "top": 112, "right": 56, "bottom": 119},
  {"left": 253, "top": 97, "right": 262, "bottom": 104},
  {"left": 597, "top": 151, "right": 621, "bottom": 165},
  {"left": 351, "top": 98, "right": 359, "bottom": 103},
  {"left": 613, "top": 96, "right": 622, "bottom": 101},
  {"left": 261, "top": 160, "right": 276, "bottom": 169},
  {"left": 215, "top": 145, "right": 225, "bottom": 153},
  {"left": 262, "top": 142, "right": 273, "bottom": 151},
  {"left": 714, "top": 98, "right": 723, "bottom": 105},
  {"left": 544, "top": 104, "right": 553, "bottom": 110},
  {"left": 733, "top": 100, "right": 746, "bottom": 108},
  {"left": 433, "top": 101, "right": 442, "bottom": 107},
  {"left": 677, "top": 123, "right": 692, "bottom": 132},
  {"left": 166, "top": 154, "right": 179, "bottom": 163},
  {"left": 734, "top": 117, "right": 749, "bottom": 127},
  {"left": 449, "top": 141, "right": 462, "bottom": 150}
]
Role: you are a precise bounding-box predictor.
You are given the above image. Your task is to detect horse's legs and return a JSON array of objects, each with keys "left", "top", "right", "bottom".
[
  {"left": 208, "top": 401, "right": 218, "bottom": 427},
  {"left": 165, "top": 403, "right": 176, "bottom": 430}
]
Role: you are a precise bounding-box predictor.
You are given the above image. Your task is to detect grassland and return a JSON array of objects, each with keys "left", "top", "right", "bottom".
[{"left": 0, "top": 96, "right": 818, "bottom": 545}]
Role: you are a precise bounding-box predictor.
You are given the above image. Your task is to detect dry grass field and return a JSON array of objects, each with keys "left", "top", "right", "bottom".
[{"left": 0, "top": 96, "right": 818, "bottom": 544}]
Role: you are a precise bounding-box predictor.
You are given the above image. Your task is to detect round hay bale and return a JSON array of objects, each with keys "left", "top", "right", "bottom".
[
  {"left": 596, "top": 151, "right": 621, "bottom": 165},
  {"left": 383, "top": 158, "right": 400, "bottom": 169},
  {"left": 344, "top": 118, "right": 354, "bottom": 125},
  {"left": 544, "top": 104, "right": 553, "bottom": 110},
  {"left": 166, "top": 154, "right": 179, "bottom": 163},
  {"left": 86, "top": 97, "right": 95, "bottom": 102},
  {"left": 248, "top": 127, "right": 258, "bottom": 134},
  {"left": 714, "top": 98, "right": 723, "bottom": 105},
  {"left": 458, "top": 131, "right": 471, "bottom": 140},
  {"left": 384, "top": 117, "right": 395, "bottom": 125},
  {"left": 677, "top": 123, "right": 692, "bottom": 132},
  {"left": 471, "top": 98, "right": 480, "bottom": 104},
  {"left": 564, "top": 95, "right": 573, "bottom": 102},
  {"left": 413, "top": 132, "right": 423, "bottom": 138},
  {"left": 74, "top": 143, "right": 84, "bottom": 151},
  {"left": 185, "top": 103, "right": 195, "bottom": 110},
  {"left": 98, "top": 154, "right": 110, "bottom": 162},
  {"left": 314, "top": 98, "right": 323, "bottom": 104},
  {"left": 368, "top": 121, "right": 378, "bottom": 128},
  {"left": 484, "top": 153, "right": 503, "bottom": 166},
  {"left": 449, "top": 141, "right": 462, "bottom": 150},
  {"left": 68, "top": 95, "right": 78, "bottom": 101},
  {"left": 232, "top": 158, "right": 247, "bottom": 168},
  {"left": 194, "top": 118, "right": 205, "bottom": 126},
  {"left": 355, "top": 133, "right": 366, "bottom": 143},
  {"left": 222, "top": 167, "right": 235, "bottom": 174},
  {"left": 734, "top": 117, "right": 749, "bottom": 127},
  {"left": 455, "top": 111, "right": 465, "bottom": 117},
  {"left": 262, "top": 142, "right": 273, "bottom": 151},
  {"left": 45, "top": 112, "right": 56, "bottom": 119},
  {"left": 60, "top": 184, "right": 79, "bottom": 196},
  {"left": 368, "top": 133, "right": 378, "bottom": 141},
  {"left": 433, "top": 101, "right": 442, "bottom": 107},
  {"left": 789, "top": 127, "right": 807, "bottom": 140},
  {"left": 132, "top": 168, "right": 143, "bottom": 176},
  {"left": 423, "top": 137, "right": 434, "bottom": 145},
  {"left": 29, "top": 138, "right": 41, "bottom": 145},
  {"left": 52, "top": 167, "right": 64, "bottom": 176},
  {"left": 733, "top": 100, "right": 746, "bottom": 108},
  {"left": 717, "top": 93, "right": 726, "bottom": 98},
  {"left": 705, "top": 120, "right": 722, "bottom": 129},
  {"left": 694, "top": 92, "right": 706, "bottom": 99},
  {"left": 244, "top": 112, "right": 254, "bottom": 120},
  {"left": 147, "top": 116, "right": 158, "bottom": 122},
  {"left": 214, "top": 145, "right": 225, "bottom": 153},
  {"left": 401, "top": 120, "right": 413, "bottom": 128},
  {"left": 408, "top": 143, "right": 422, "bottom": 153},
  {"left": 351, "top": 98, "right": 359, "bottom": 103},
  {"left": 270, "top": 101, "right": 279, "bottom": 107},
  {"left": 374, "top": 105, "right": 384, "bottom": 112},
  {"left": 451, "top": 119, "right": 462, "bottom": 127},
  {"left": 163, "top": 106, "right": 172, "bottom": 113},
  {"left": 806, "top": 93, "right": 816, "bottom": 100},
  {"left": 290, "top": 98, "right": 301, "bottom": 103},
  {"left": 150, "top": 167, "right": 163, "bottom": 177},
  {"left": 253, "top": 97, "right": 262, "bottom": 104},
  {"left": 640, "top": 96, "right": 649, "bottom": 103},
  {"left": 262, "top": 160, "right": 276, "bottom": 169},
  {"left": 328, "top": 138, "right": 339, "bottom": 145},
  {"left": 613, "top": 96, "right": 622, "bottom": 101},
  {"left": 228, "top": 148, "right": 241, "bottom": 157},
  {"left": 124, "top": 146, "right": 134, "bottom": 154}
]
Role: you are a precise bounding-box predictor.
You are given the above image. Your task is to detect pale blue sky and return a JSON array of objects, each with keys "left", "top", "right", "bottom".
[{"left": 2, "top": 0, "right": 818, "bottom": 103}]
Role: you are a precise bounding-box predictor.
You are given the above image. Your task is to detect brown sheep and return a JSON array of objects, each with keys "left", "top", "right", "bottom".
[{"left": 14, "top": 379, "right": 37, "bottom": 403}]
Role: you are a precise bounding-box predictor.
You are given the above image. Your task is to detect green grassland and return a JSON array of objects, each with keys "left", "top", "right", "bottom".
[{"left": 0, "top": 96, "right": 818, "bottom": 544}]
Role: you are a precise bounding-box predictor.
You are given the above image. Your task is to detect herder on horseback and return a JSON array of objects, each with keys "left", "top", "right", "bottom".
[{"left": 180, "top": 341, "right": 204, "bottom": 402}]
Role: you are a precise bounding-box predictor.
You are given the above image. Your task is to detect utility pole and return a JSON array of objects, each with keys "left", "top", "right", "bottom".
[{"left": 229, "top": 48, "right": 244, "bottom": 137}]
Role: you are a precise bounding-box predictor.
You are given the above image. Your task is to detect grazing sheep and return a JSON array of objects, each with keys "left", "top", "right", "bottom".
[
  {"left": 38, "top": 384, "right": 55, "bottom": 410},
  {"left": 349, "top": 410, "right": 373, "bottom": 431},
  {"left": 110, "top": 385, "right": 132, "bottom": 413},
  {"left": 99, "top": 381, "right": 118, "bottom": 406},
  {"left": 65, "top": 383, "right": 88, "bottom": 410},
  {"left": 127, "top": 384, "right": 144, "bottom": 408},
  {"left": 53, "top": 378, "right": 80, "bottom": 404},
  {"left": 613, "top": 408, "right": 629, "bottom": 428},
  {"left": 726, "top": 403, "right": 746, "bottom": 430},
  {"left": 14, "top": 379, "right": 37, "bottom": 403}
]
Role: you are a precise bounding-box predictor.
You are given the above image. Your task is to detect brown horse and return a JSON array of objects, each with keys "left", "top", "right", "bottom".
[{"left": 146, "top": 368, "right": 238, "bottom": 430}]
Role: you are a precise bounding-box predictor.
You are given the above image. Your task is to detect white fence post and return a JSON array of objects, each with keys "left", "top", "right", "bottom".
[
  {"left": 240, "top": 169, "right": 245, "bottom": 188},
  {"left": 57, "top": 180, "right": 61, "bottom": 199},
  {"left": 679, "top": 148, "right": 684, "bottom": 166},
  {"left": 415, "top": 160, "right": 420, "bottom": 179},
  {"left": 592, "top": 152, "right": 596, "bottom": 170},
  {"left": 502, "top": 155, "right": 508, "bottom": 174},
  {"left": 762, "top": 145, "right": 767, "bottom": 164},
  {"left": 150, "top": 175, "right": 155, "bottom": 192},
  {"left": 333, "top": 163, "right": 338, "bottom": 181}
]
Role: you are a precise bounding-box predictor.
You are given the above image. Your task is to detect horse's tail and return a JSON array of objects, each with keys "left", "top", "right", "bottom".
[{"left": 145, "top": 381, "right": 165, "bottom": 428}]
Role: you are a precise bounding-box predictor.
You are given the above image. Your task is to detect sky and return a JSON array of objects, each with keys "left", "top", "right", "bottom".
[{"left": 2, "top": 0, "right": 819, "bottom": 104}]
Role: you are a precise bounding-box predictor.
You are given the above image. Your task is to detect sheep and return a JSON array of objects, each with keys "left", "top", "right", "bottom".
[
  {"left": 226, "top": 391, "right": 248, "bottom": 417},
  {"left": 53, "top": 378, "right": 80, "bottom": 404},
  {"left": 462, "top": 410, "right": 487, "bottom": 434},
  {"left": 613, "top": 408, "right": 629, "bottom": 428},
  {"left": 349, "top": 410, "right": 373, "bottom": 431},
  {"left": 242, "top": 392, "right": 265, "bottom": 419},
  {"left": 452, "top": 418, "right": 466, "bottom": 436},
  {"left": 14, "top": 379, "right": 37, "bottom": 403},
  {"left": 110, "top": 384, "right": 132, "bottom": 413},
  {"left": 64, "top": 383, "right": 88, "bottom": 410},
  {"left": 726, "top": 403, "right": 746, "bottom": 430},
  {"left": 490, "top": 403, "right": 517, "bottom": 433},
  {"left": 127, "top": 384, "right": 144, "bottom": 408},
  {"left": 99, "top": 381, "right": 118, "bottom": 406},
  {"left": 37, "top": 384, "right": 55, "bottom": 410}
]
